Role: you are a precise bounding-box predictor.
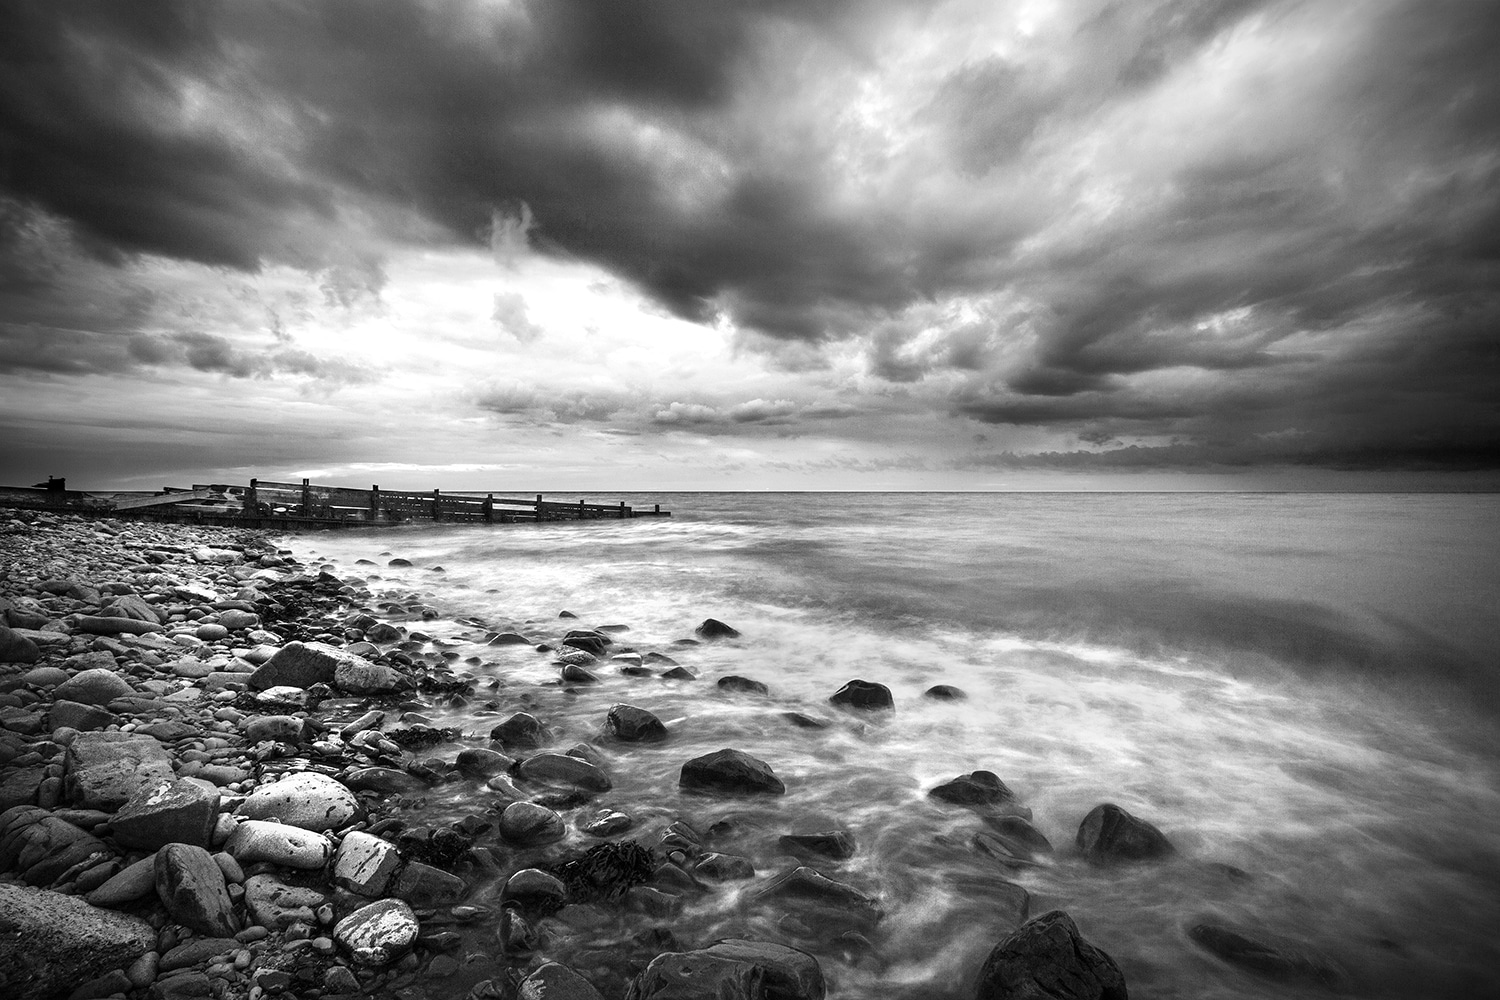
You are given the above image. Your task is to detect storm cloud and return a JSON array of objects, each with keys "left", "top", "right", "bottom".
[{"left": 2, "top": 0, "right": 1498, "bottom": 483}]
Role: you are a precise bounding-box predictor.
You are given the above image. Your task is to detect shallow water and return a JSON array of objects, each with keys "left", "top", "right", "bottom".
[{"left": 290, "top": 492, "right": 1500, "bottom": 998}]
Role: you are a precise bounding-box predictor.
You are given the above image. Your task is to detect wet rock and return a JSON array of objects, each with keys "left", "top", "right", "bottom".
[
  {"left": 455, "top": 747, "right": 514, "bottom": 778},
  {"left": 392, "top": 861, "right": 466, "bottom": 906},
  {"left": 1076, "top": 803, "right": 1174, "bottom": 864},
  {"left": 194, "top": 622, "right": 229, "bottom": 641},
  {"left": 226, "top": 819, "right": 333, "bottom": 869},
  {"left": 754, "top": 867, "right": 882, "bottom": 927},
  {"left": 717, "top": 675, "right": 769, "bottom": 696},
  {"left": 490, "top": 712, "right": 545, "bottom": 749},
  {"left": 333, "top": 898, "right": 419, "bottom": 966},
  {"left": 783, "top": 712, "right": 832, "bottom": 729},
  {"left": 52, "top": 668, "right": 132, "bottom": 706},
  {"left": 923, "top": 684, "right": 968, "bottom": 700},
  {"left": 487, "top": 631, "right": 532, "bottom": 646},
  {"left": 97, "top": 594, "right": 161, "bottom": 624},
  {"left": 332, "top": 830, "right": 401, "bottom": 896},
  {"left": 694, "top": 852, "right": 756, "bottom": 881},
  {"left": 929, "top": 771, "right": 1014, "bottom": 806},
  {"left": 681, "top": 749, "right": 786, "bottom": 796},
  {"left": 1188, "top": 922, "right": 1346, "bottom": 989},
  {"left": 0, "top": 883, "right": 154, "bottom": 1000},
  {"left": 982, "top": 815, "right": 1055, "bottom": 860},
  {"left": 64, "top": 732, "right": 174, "bottom": 809},
  {"left": 112, "top": 778, "right": 219, "bottom": 851},
  {"left": 243, "top": 715, "right": 312, "bottom": 745},
  {"left": 518, "top": 752, "right": 611, "bottom": 792},
  {"left": 158, "top": 937, "right": 238, "bottom": 972},
  {"left": 975, "top": 910, "right": 1126, "bottom": 1000},
  {"left": 780, "top": 830, "right": 857, "bottom": 860},
  {"left": 581, "top": 809, "right": 632, "bottom": 837},
  {"left": 344, "top": 766, "right": 428, "bottom": 793},
  {"left": 240, "top": 771, "right": 360, "bottom": 832},
  {"left": 563, "top": 631, "right": 611, "bottom": 657},
  {"left": 560, "top": 663, "right": 601, "bottom": 684},
  {"left": 498, "top": 801, "right": 566, "bottom": 846},
  {"left": 503, "top": 868, "right": 568, "bottom": 911},
  {"left": 627, "top": 938, "right": 825, "bottom": 1000},
  {"left": 0, "top": 623, "right": 42, "bottom": 663},
  {"left": 1, "top": 811, "right": 110, "bottom": 887},
  {"left": 154, "top": 844, "right": 237, "bottom": 937},
  {"left": 335, "top": 656, "right": 413, "bottom": 695},
  {"left": 660, "top": 665, "right": 698, "bottom": 681},
  {"left": 828, "top": 679, "right": 894, "bottom": 711},
  {"left": 605, "top": 703, "right": 667, "bottom": 742},
  {"left": 217, "top": 610, "right": 259, "bottom": 631},
  {"left": 0, "top": 767, "right": 43, "bottom": 810},
  {"left": 695, "top": 619, "right": 742, "bottom": 640},
  {"left": 519, "top": 962, "right": 604, "bottom": 1000}
]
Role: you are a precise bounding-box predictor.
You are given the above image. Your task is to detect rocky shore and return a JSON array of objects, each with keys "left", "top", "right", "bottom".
[{"left": 0, "top": 509, "right": 1342, "bottom": 1000}]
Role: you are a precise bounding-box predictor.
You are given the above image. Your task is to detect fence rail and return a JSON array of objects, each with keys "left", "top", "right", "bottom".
[{"left": 0, "top": 479, "right": 669, "bottom": 527}]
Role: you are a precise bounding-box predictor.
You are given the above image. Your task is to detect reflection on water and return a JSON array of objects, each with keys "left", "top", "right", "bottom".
[{"left": 292, "top": 493, "right": 1500, "bottom": 998}]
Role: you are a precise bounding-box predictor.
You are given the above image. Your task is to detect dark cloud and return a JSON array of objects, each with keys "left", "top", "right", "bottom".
[{"left": 2, "top": 1, "right": 1498, "bottom": 475}]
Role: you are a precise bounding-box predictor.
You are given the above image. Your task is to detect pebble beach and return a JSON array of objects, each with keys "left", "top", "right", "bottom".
[{"left": 0, "top": 507, "right": 1400, "bottom": 1000}]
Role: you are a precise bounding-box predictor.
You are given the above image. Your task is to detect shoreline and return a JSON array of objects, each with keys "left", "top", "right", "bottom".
[{"left": 1, "top": 508, "right": 1345, "bottom": 1000}]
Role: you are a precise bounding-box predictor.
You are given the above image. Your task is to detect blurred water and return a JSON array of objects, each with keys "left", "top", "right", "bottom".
[{"left": 292, "top": 492, "right": 1500, "bottom": 998}]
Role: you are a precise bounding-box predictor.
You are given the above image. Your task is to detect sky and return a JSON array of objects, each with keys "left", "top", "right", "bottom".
[{"left": 1, "top": 0, "right": 1497, "bottom": 492}]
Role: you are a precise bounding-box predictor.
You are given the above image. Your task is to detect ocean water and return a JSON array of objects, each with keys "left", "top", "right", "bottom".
[{"left": 289, "top": 492, "right": 1500, "bottom": 998}]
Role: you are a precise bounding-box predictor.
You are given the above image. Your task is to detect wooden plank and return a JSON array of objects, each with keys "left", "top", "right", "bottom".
[{"left": 111, "top": 488, "right": 220, "bottom": 511}]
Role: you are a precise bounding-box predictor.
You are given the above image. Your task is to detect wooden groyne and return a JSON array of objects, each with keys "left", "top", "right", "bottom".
[{"left": 0, "top": 478, "right": 669, "bottom": 528}]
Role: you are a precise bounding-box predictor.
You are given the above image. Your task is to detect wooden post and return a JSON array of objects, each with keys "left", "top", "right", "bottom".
[
  {"left": 301, "top": 478, "right": 311, "bottom": 514},
  {"left": 432, "top": 489, "right": 441, "bottom": 521},
  {"left": 244, "top": 479, "right": 258, "bottom": 516},
  {"left": 483, "top": 494, "right": 494, "bottom": 523},
  {"left": 578, "top": 498, "right": 586, "bottom": 519},
  {"left": 618, "top": 501, "right": 625, "bottom": 518},
  {"left": 536, "top": 494, "right": 543, "bottom": 521},
  {"left": 654, "top": 504, "right": 660, "bottom": 514},
  {"left": 369, "top": 485, "right": 380, "bottom": 522}
]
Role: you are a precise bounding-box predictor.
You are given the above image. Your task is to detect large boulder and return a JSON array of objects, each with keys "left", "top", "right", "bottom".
[
  {"left": 828, "top": 679, "right": 894, "bottom": 711},
  {"left": 248, "top": 641, "right": 343, "bottom": 690},
  {"left": 51, "top": 668, "right": 132, "bottom": 707},
  {"left": 334, "top": 656, "right": 412, "bottom": 695},
  {"left": 0, "top": 883, "right": 154, "bottom": 1000},
  {"left": 334, "top": 899, "right": 419, "bottom": 966},
  {"left": 605, "top": 704, "right": 667, "bottom": 742},
  {"left": 1075, "top": 804, "right": 1173, "bottom": 864},
  {"left": 490, "top": 712, "right": 545, "bottom": 749},
  {"left": 97, "top": 595, "right": 161, "bottom": 624},
  {"left": 225, "top": 820, "right": 333, "bottom": 870},
  {"left": 975, "top": 910, "right": 1126, "bottom": 1000},
  {"left": 154, "top": 844, "right": 236, "bottom": 937},
  {"left": 497, "top": 802, "right": 565, "bottom": 846},
  {"left": 111, "top": 779, "right": 219, "bottom": 851},
  {"left": 627, "top": 939, "right": 825, "bottom": 1000},
  {"left": 680, "top": 749, "right": 785, "bottom": 796},
  {"left": 695, "top": 619, "right": 741, "bottom": 640},
  {"left": 64, "top": 732, "right": 173, "bottom": 810},
  {"left": 0, "top": 811, "right": 111, "bottom": 888},
  {"left": 0, "top": 624, "right": 42, "bottom": 664},
  {"left": 240, "top": 771, "right": 360, "bottom": 832}
]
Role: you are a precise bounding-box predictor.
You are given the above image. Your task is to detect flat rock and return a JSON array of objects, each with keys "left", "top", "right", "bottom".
[
  {"left": 240, "top": 771, "right": 360, "bottom": 832},
  {"left": 605, "top": 704, "right": 667, "bottom": 742},
  {"left": 334, "top": 656, "right": 412, "bottom": 695},
  {"left": 780, "top": 830, "right": 856, "bottom": 860},
  {"left": 334, "top": 898, "right": 419, "bottom": 966},
  {"left": 828, "top": 679, "right": 894, "bottom": 711},
  {"left": 74, "top": 616, "right": 163, "bottom": 637},
  {"left": 243, "top": 715, "right": 310, "bottom": 745},
  {"left": 628, "top": 938, "right": 825, "bottom": 1000},
  {"left": 87, "top": 854, "right": 159, "bottom": 907},
  {"left": 0, "top": 767, "right": 43, "bottom": 811},
  {"left": 455, "top": 747, "right": 514, "bottom": 778},
  {"left": 694, "top": 853, "right": 756, "bottom": 881},
  {"left": 1188, "top": 922, "right": 1346, "bottom": 989},
  {"left": 47, "top": 700, "right": 115, "bottom": 732},
  {"left": 975, "top": 910, "right": 1126, "bottom": 1000},
  {"left": 225, "top": 819, "right": 333, "bottom": 870},
  {"left": 0, "top": 811, "right": 110, "bottom": 888},
  {"left": 716, "top": 675, "right": 768, "bottom": 696},
  {"left": 518, "top": 752, "right": 611, "bottom": 792},
  {"left": 247, "top": 641, "right": 342, "bottom": 690},
  {"left": 343, "top": 766, "right": 428, "bottom": 793},
  {"left": 52, "top": 668, "right": 133, "bottom": 707},
  {"left": 243, "top": 874, "right": 324, "bottom": 930},
  {"left": 391, "top": 861, "right": 466, "bottom": 907},
  {"left": 155, "top": 844, "right": 236, "bottom": 937},
  {"left": 158, "top": 937, "right": 239, "bottom": 972},
  {"left": 112, "top": 778, "right": 219, "bottom": 851},
  {"left": 332, "top": 831, "right": 400, "bottom": 897},
  {"left": 64, "top": 732, "right": 173, "bottom": 810},
  {"left": 680, "top": 748, "right": 785, "bottom": 796},
  {"left": 753, "top": 866, "right": 882, "bottom": 927},
  {"left": 0, "top": 883, "right": 154, "bottom": 1000},
  {"left": 1076, "top": 803, "right": 1174, "bottom": 864}
]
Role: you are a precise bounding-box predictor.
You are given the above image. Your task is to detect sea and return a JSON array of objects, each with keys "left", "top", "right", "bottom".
[{"left": 286, "top": 492, "right": 1500, "bottom": 999}]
